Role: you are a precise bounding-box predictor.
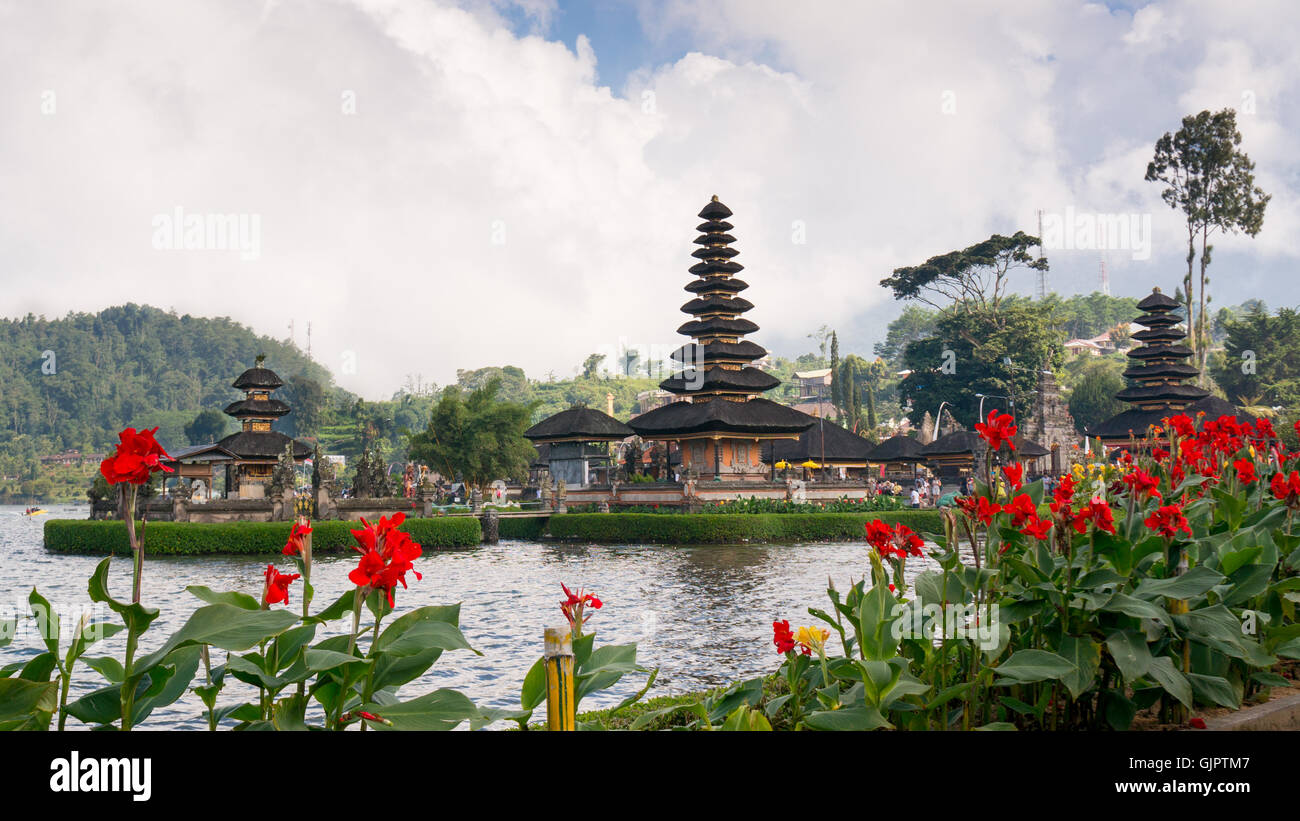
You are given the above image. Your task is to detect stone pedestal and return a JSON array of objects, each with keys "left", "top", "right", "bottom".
[
  {"left": 482, "top": 510, "right": 499, "bottom": 544},
  {"left": 470, "top": 488, "right": 482, "bottom": 513}
]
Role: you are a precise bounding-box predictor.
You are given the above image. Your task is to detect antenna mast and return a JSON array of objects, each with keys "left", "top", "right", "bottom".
[{"left": 1036, "top": 209, "right": 1048, "bottom": 300}]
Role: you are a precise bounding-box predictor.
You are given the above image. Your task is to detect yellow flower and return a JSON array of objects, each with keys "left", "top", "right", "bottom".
[{"left": 796, "top": 626, "right": 829, "bottom": 653}]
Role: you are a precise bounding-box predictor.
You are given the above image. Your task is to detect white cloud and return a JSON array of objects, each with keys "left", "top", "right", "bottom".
[{"left": 1, "top": 0, "right": 1298, "bottom": 397}]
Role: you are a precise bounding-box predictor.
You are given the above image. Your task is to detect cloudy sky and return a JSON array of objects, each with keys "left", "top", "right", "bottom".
[{"left": 2, "top": 0, "right": 1298, "bottom": 398}]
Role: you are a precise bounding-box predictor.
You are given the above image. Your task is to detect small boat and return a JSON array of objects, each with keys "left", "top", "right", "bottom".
[{"left": 22, "top": 508, "right": 48, "bottom": 516}]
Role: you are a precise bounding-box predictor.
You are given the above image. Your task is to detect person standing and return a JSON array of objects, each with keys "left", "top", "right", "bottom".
[{"left": 910, "top": 486, "right": 920, "bottom": 509}]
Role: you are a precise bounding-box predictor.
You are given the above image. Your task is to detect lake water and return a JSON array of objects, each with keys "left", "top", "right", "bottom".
[{"left": 2, "top": 504, "right": 942, "bottom": 729}]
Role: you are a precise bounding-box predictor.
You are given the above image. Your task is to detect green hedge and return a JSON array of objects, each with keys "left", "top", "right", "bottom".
[
  {"left": 543, "top": 511, "right": 944, "bottom": 545},
  {"left": 43, "top": 517, "right": 482, "bottom": 556},
  {"left": 497, "top": 516, "right": 548, "bottom": 541}
]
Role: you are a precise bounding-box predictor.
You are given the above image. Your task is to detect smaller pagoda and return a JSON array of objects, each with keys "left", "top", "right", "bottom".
[
  {"left": 1089, "top": 287, "right": 1248, "bottom": 447},
  {"left": 524, "top": 405, "right": 633, "bottom": 488},
  {"left": 216, "top": 356, "right": 312, "bottom": 498}
]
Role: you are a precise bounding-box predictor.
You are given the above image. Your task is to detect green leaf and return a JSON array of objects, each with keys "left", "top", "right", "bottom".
[
  {"left": 0, "top": 618, "right": 15, "bottom": 649},
  {"left": 369, "top": 647, "right": 440, "bottom": 691},
  {"left": 134, "top": 605, "right": 300, "bottom": 673},
  {"left": 29, "top": 588, "right": 59, "bottom": 657},
  {"left": 87, "top": 557, "right": 160, "bottom": 639},
  {"left": 719, "top": 706, "right": 772, "bottom": 731},
  {"left": 1220, "top": 547, "right": 1264, "bottom": 577},
  {"left": 359, "top": 689, "right": 479, "bottom": 731},
  {"left": 20, "top": 652, "right": 57, "bottom": 682},
  {"left": 993, "top": 650, "right": 1077, "bottom": 684},
  {"left": 1100, "top": 593, "right": 1172, "bottom": 626},
  {"left": 974, "top": 722, "right": 1018, "bottom": 731},
  {"left": 1275, "top": 637, "right": 1300, "bottom": 660},
  {"left": 373, "top": 604, "right": 462, "bottom": 652},
  {"left": 520, "top": 656, "right": 546, "bottom": 710},
  {"left": 82, "top": 655, "right": 125, "bottom": 683},
  {"left": 1105, "top": 630, "right": 1153, "bottom": 681},
  {"left": 1146, "top": 656, "right": 1192, "bottom": 708},
  {"left": 1057, "top": 636, "right": 1101, "bottom": 700},
  {"left": 373, "top": 621, "right": 478, "bottom": 658},
  {"left": 1251, "top": 672, "right": 1291, "bottom": 688},
  {"left": 304, "top": 649, "right": 366, "bottom": 672},
  {"left": 308, "top": 589, "right": 360, "bottom": 623},
  {"left": 1187, "top": 673, "right": 1239, "bottom": 709},
  {"left": 1104, "top": 691, "right": 1137, "bottom": 730},
  {"left": 0, "top": 678, "right": 57, "bottom": 722},
  {"left": 1134, "top": 566, "right": 1225, "bottom": 600},
  {"left": 187, "top": 585, "right": 261, "bottom": 611},
  {"left": 1222, "top": 564, "right": 1273, "bottom": 607},
  {"left": 804, "top": 705, "right": 891, "bottom": 731}
]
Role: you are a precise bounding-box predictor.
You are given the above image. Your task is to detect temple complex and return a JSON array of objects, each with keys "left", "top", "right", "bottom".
[
  {"left": 1088, "top": 288, "right": 1248, "bottom": 448},
  {"left": 628, "top": 196, "right": 814, "bottom": 478}
]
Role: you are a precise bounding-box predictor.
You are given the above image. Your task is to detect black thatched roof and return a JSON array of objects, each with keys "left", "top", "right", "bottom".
[
  {"left": 1133, "top": 312, "right": 1182, "bottom": 328},
  {"left": 688, "top": 260, "right": 745, "bottom": 276},
  {"left": 629, "top": 398, "right": 815, "bottom": 437},
  {"left": 671, "top": 340, "right": 768, "bottom": 364},
  {"left": 698, "top": 196, "right": 733, "bottom": 220},
  {"left": 762, "top": 420, "right": 875, "bottom": 464},
  {"left": 691, "top": 245, "right": 739, "bottom": 260},
  {"left": 224, "top": 398, "right": 291, "bottom": 418},
  {"left": 524, "top": 406, "right": 633, "bottom": 442},
  {"left": 659, "top": 367, "right": 780, "bottom": 394},
  {"left": 1136, "top": 288, "right": 1182, "bottom": 311},
  {"left": 685, "top": 277, "right": 748, "bottom": 294},
  {"left": 680, "top": 295, "right": 755, "bottom": 315},
  {"left": 1087, "top": 396, "right": 1254, "bottom": 439},
  {"left": 676, "top": 317, "right": 760, "bottom": 337},
  {"left": 217, "top": 430, "right": 311, "bottom": 460},
  {"left": 232, "top": 367, "right": 284, "bottom": 390},
  {"left": 1115, "top": 383, "right": 1211, "bottom": 403},
  {"left": 1122, "top": 363, "right": 1201, "bottom": 381},
  {"left": 696, "top": 220, "right": 733, "bottom": 232},
  {"left": 693, "top": 233, "right": 737, "bottom": 246},
  {"left": 865, "top": 434, "right": 925, "bottom": 461}
]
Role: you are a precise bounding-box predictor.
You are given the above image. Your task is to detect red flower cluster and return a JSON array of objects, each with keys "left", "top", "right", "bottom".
[
  {"left": 1001, "top": 463, "right": 1024, "bottom": 491},
  {"left": 99, "top": 427, "right": 173, "bottom": 485},
  {"left": 1234, "top": 459, "right": 1257, "bottom": 485},
  {"left": 865, "top": 519, "right": 924, "bottom": 559},
  {"left": 772, "top": 619, "right": 804, "bottom": 655},
  {"left": 1122, "top": 469, "right": 1162, "bottom": 500},
  {"left": 956, "top": 494, "right": 1002, "bottom": 526},
  {"left": 263, "top": 564, "right": 300, "bottom": 607},
  {"left": 1144, "top": 504, "right": 1192, "bottom": 540},
  {"left": 975, "top": 410, "right": 1018, "bottom": 452},
  {"left": 347, "top": 513, "right": 423, "bottom": 607},
  {"left": 1271, "top": 471, "right": 1300, "bottom": 508},
  {"left": 283, "top": 520, "right": 312, "bottom": 556}
]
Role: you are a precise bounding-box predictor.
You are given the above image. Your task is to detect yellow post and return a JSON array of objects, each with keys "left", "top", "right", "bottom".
[{"left": 544, "top": 626, "right": 575, "bottom": 731}]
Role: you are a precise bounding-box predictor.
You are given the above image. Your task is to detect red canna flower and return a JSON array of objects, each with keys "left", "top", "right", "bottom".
[
  {"left": 1270, "top": 471, "right": 1300, "bottom": 508},
  {"left": 1234, "top": 459, "right": 1257, "bottom": 485},
  {"left": 1001, "top": 463, "right": 1024, "bottom": 491},
  {"left": 1166, "top": 414, "right": 1196, "bottom": 439},
  {"left": 773, "top": 619, "right": 797, "bottom": 655},
  {"left": 1053, "top": 475, "right": 1077, "bottom": 505},
  {"left": 1122, "top": 469, "right": 1162, "bottom": 500},
  {"left": 1081, "top": 498, "right": 1116, "bottom": 534},
  {"left": 1003, "top": 493, "right": 1036, "bottom": 527},
  {"left": 1019, "top": 514, "right": 1052, "bottom": 541},
  {"left": 347, "top": 514, "right": 423, "bottom": 607},
  {"left": 1144, "top": 504, "right": 1192, "bottom": 540},
  {"left": 99, "top": 427, "right": 174, "bottom": 485},
  {"left": 865, "top": 519, "right": 924, "bottom": 559},
  {"left": 975, "top": 410, "right": 1018, "bottom": 452},
  {"left": 262, "top": 564, "right": 300, "bottom": 607},
  {"left": 560, "top": 583, "right": 602, "bottom": 633},
  {"left": 283, "top": 520, "right": 313, "bottom": 556},
  {"left": 1189, "top": 717, "right": 1207, "bottom": 729}
]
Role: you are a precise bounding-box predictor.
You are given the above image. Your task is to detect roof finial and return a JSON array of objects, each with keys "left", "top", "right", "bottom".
[
  {"left": 1152, "top": 286, "right": 1162, "bottom": 293},
  {"left": 711, "top": 194, "right": 719, "bottom": 202}
]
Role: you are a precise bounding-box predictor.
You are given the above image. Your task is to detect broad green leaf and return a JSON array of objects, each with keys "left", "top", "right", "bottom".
[
  {"left": 87, "top": 557, "right": 159, "bottom": 639},
  {"left": 29, "top": 589, "right": 58, "bottom": 657},
  {"left": 1276, "top": 637, "right": 1300, "bottom": 660},
  {"left": 974, "top": 722, "right": 1018, "bottom": 731},
  {"left": 369, "top": 647, "right": 441, "bottom": 691},
  {"left": 304, "top": 648, "right": 367, "bottom": 672},
  {"left": 359, "top": 688, "right": 479, "bottom": 731},
  {"left": 134, "top": 605, "right": 300, "bottom": 673},
  {"left": 373, "top": 604, "right": 462, "bottom": 652},
  {"left": 0, "top": 678, "right": 57, "bottom": 721},
  {"left": 186, "top": 585, "right": 261, "bottom": 611},
  {"left": 993, "top": 650, "right": 1076, "bottom": 684},
  {"left": 1187, "top": 673, "right": 1239, "bottom": 709},
  {"left": 804, "top": 705, "right": 891, "bottom": 731},
  {"left": 1105, "top": 630, "right": 1153, "bottom": 681},
  {"left": 1057, "top": 636, "right": 1101, "bottom": 700},
  {"left": 720, "top": 706, "right": 772, "bottom": 731},
  {"left": 1146, "top": 656, "right": 1192, "bottom": 708},
  {"left": 1134, "top": 566, "right": 1224, "bottom": 601},
  {"left": 520, "top": 656, "right": 546, "bottom": 710},
  {"left": 82, "top": 655, "right": 125, "bottom": 683},
  {"left": 374, "top": 621, "right": 478, "bottom": 658},
  {"left": 1100, "top": 593, "right": 1172, "bottom": 626}
]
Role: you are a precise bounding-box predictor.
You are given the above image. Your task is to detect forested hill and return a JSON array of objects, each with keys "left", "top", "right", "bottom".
[{"left": 0, "top": 304, "right": 346, "bottom": 459}]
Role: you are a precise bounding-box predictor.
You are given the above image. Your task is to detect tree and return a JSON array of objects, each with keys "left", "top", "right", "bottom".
[
  {"left": 1066, "top": 360, "right": 1126, "bottom": 435},
  {"left": 581, "top": 353, "right": 606, "bottom": 379},
  {"left": 1145, "top": 108, "right": 1270, "bottom": 378},
  {"left": 898, "top": 305, "right": 1064, "bottom": 428},
  {"left": 286, "top": 373, "right": 325, "bottom": 438},
  {"left": 874, "top": 305, "right": 938, "bottom": 367},
  {"left": 407, "top": 377, "right": 537, "bottom": 495},
  {"left": 829, "top": 331, "right": 842, "bottom": 416},
  {"left": 880, "top": 232, "right": 1047, "bottom": 315},
  {"left": 1211, "top": 306, "right": 1300, "bottom": 409},
  {"left": 184, "top": 409, "right": 230, "bottom": 445}
]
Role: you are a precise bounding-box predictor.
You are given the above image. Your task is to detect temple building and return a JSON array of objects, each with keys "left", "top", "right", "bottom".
[
  {"left": 920, "top": 430, "right": 1050, "bottom": 483},
  {"left": 628, "top": 196, "right": 814, "bottom": 479},
  {"left": 524, "top": 405, "right": 633, "bottom": 487},
  {"left": 1088, "top": 288, "right": 1248, "bottom": 448},
  {"left": 216, "top": 357, "right": 312, "bottom": 498},
  {"left": 865, "top": 434, "right": 927, "bottom": 481},
  {"left": 1018, "top": 370, "right": 1078, "bottom": 476},
  {"left": 762, "top": 421, "right": 875, "bottom": 479}
]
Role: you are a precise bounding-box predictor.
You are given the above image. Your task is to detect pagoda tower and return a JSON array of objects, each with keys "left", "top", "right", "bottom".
[
  {"left": 628, "top": 196, "right": 813, "bottom": 480},
  {"left": 217, "top": 356, "right": 312, "bottom": 498},
  {"left": 1088, "top": 287, "right": 1247, "bottom": 447}
]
